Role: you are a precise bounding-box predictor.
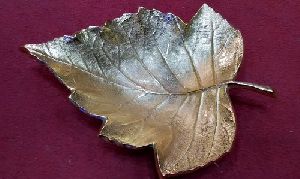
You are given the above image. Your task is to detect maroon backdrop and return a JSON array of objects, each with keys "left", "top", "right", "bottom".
[{"left": 1, "top": 0, "right": 299, "bottom": 178}]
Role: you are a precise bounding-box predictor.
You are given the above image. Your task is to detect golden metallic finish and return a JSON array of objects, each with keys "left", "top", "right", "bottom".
[{"left": 25, "top": 4, "right": 273, "bottom": 176}]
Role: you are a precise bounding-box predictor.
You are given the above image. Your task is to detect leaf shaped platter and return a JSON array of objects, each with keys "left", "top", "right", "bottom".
[{"left": 25, "top": 4, "right": 273, "bottom": 177}]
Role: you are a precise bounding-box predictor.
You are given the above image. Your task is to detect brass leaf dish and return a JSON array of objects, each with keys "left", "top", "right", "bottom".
[{"left": 25, "top": 4, "right": 273, "bottom": 177}]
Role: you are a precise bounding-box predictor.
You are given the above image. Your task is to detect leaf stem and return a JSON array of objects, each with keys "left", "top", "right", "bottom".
[{"left": 226, "top": 81, "right": 274, "bottom": 93}]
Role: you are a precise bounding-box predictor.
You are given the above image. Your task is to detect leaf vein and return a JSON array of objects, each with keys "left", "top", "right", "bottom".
[
  {"left": 100, "top": 42, "right": 150, "bottom": 91},
  {"left": 174, "top": 19, "right": 202, "bottom": 89},
  {"left": 119, "top": 25, "right": 171, "bottom": 93},
  {"left": 206, "top": 88, "right": 220, "bottom": 159}
]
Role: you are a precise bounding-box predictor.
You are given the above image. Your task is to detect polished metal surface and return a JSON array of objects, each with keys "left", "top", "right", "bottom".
[{"left": 25, "top": 4, "right": 273, "bottom": 176}]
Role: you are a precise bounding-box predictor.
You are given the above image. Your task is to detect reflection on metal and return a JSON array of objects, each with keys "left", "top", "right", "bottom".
[{"left": 25, "top": 4, "right": 273, "bottom": 177}]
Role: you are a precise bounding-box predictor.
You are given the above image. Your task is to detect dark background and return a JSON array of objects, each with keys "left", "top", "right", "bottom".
[{"left": 1, "top": 0, "right": 299, "bottom": 178}]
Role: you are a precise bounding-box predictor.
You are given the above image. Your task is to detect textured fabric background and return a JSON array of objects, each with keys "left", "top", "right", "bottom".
[{"left": 1, "top": 0, "right": 299, "bottom": 178}]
